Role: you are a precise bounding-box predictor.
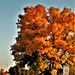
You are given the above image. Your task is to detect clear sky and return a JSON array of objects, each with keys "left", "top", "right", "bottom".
[{"left": 0, "top": 0, "right": 75, "bottom": 71}]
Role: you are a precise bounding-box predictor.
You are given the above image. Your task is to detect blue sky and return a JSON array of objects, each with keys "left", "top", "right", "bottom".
[{"left": 0, "top": 0, "right": 75, "bottom": 71}]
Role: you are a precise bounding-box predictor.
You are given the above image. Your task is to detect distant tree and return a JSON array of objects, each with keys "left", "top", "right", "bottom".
[
  {"left": 11, "top": 4, "right": 75, "bottom": 75},
  {"left": 9, "top": 65, "right": 21, "bottom": 75},
  {"left": 0, "top": 69, "right": 7, "bottom": 75}
]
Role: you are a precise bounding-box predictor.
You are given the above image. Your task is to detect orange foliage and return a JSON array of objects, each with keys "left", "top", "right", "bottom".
[{"left": 11, "top": 4, "right": 75, "bottom": 74}]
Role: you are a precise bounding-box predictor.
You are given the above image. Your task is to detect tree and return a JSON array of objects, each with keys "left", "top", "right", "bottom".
[
  {"left": 11, "top": 4, "right": 75, "bottom": 75},
  {"left": 9, "top": 65, "right": 22, "bottom": 75},
  {"left": 0, "top": 69, "right": 7, "bottom": 75}
]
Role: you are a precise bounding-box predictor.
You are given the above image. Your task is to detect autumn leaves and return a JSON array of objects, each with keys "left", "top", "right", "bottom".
[{"left": 11, "top": 4, "right": 75, "bottom": 75}]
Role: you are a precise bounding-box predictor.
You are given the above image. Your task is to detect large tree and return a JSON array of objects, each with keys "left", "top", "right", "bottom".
[{"left": 11, "top": 4, "right": 75, "bottom": 75}]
